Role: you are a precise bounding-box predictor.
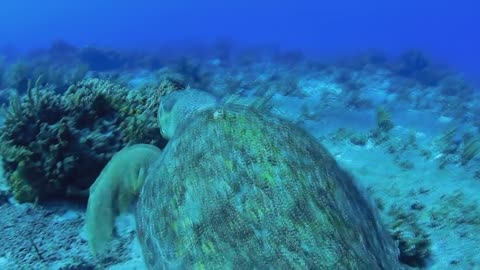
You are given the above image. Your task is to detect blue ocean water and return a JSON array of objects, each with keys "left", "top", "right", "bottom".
[
  {"left": 1, "top": 0, "right": 480, "bottom": 81},
  {"left": 0, "top": 1, "right": 479, "bottom": 269}
]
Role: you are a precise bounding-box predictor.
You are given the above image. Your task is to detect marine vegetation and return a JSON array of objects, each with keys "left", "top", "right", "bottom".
[
  {"left": 435, "top": 126, "right": 480, "bottom": 168},
  {"left": 461, "top": 137, "right": 480, "bottom": 166},
  {"left": 0, "top": 78, "right": 177, "bottom": 202}
]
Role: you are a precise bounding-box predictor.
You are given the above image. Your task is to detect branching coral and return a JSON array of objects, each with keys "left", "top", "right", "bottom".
[
  {"left": 376, "top": 106, "right": 394, "bottom": 132},
  {"left": 435, "top": 127, "right": 479, "bottom": 167},
  {"left": 388, "top": 206, "right": 431, "bottom": 267},
  {"left": 0, "top": 78, "right": 166, "bottom": 202}
]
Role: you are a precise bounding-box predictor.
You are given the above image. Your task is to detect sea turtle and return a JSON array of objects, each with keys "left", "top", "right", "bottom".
[{"left": 86, "top": 89, "right": 403, "bottom": 269}]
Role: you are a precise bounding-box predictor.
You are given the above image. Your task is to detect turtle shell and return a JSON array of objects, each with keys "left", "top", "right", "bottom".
[{"left": 137, "top": 105, "right": 401, "bottom": 269}]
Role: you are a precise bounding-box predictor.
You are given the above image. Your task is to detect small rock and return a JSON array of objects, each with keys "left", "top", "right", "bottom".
[
  {"left": 54, "top": 210, "right": 81, "bottom": 222},
  {"left": 411, "top": 202, "right": 425, "bottom": 211},
  {"left": 0, "top": 190, "right": 9, "bottom": 204},
  {"left": 350, "top": 134, "right": 368, "bottom": 146},
  {"left": 418, "top": 187, "right": 430, "bottom": 194}
]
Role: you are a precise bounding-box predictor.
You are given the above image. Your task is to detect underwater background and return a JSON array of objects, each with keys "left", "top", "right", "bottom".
[{"left": 0, "top": 0, "right": 479, "bottom": 269}]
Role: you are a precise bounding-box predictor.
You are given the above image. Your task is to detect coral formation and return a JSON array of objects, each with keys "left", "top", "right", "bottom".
[
  {"left": 435, "top": 127, "right": 480, "bottom": 168},
  {"left": 388, "top": 206, "right": 431, "bottom": 267},
  {"left": 376, "top": 106, "right": 394, "bottom": 133},
  {"left": 0, "top": 78, "right": 167, "bottom": 202}
]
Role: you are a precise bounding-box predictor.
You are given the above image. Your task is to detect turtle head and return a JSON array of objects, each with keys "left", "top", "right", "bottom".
[{"left": 158, "top": 89, "right": 217, "bottom": 139}]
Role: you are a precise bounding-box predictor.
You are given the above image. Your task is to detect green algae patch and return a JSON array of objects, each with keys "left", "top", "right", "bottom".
[{"left": 136, "top": 99, "right": 402, "bottom": 269}]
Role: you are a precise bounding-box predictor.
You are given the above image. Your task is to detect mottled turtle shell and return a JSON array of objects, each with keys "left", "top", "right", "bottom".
[{"left": 137, "top": 104, "right": 401, "bottom": 269}]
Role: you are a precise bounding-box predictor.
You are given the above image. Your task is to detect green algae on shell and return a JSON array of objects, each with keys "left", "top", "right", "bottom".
[{"left": 137, "top": 98, "right": 402, "bottom": 269}]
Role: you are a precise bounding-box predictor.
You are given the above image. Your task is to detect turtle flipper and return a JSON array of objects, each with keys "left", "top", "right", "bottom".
[{"left": 85, "top": 144, "right": 161, "bottom": 256}]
